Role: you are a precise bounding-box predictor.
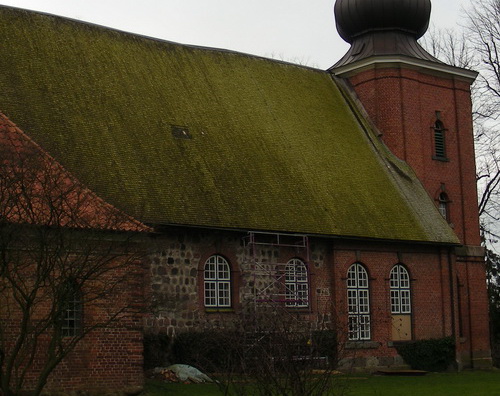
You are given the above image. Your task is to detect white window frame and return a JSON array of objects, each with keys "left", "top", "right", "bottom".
[
  {"left": 347, "top": 263, "right": 371, "bottom": 341},
  {"left": 438, "top": 192, "right": 449, "bottom": 220},
  {"left": 285, "top": 258, "right": 309, "bottom": 308},
  {"left": 62, "top": 281, "right": 83, "bottom": 337},
  {"left": 204, "top": 255, "right": 231, "bottom": 308},
  {"left": 390, "top": 264, "right": 411, "bottom": 314}
]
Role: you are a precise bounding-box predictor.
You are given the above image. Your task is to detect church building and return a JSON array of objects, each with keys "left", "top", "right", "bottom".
[{"left": 0, "top": 0, "right": 492, "bottom": 393}]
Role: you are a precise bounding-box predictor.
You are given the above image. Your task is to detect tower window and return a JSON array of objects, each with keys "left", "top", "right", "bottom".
[
  {"left": 438, "top": 192, "right": 449, "bottom": 220},
  {"left": 433, "top": 120, "right": 447, "bottom": 160}
]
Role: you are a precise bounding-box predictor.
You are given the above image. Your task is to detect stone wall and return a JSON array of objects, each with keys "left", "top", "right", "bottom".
[{"left": 145, "top": 229, "right": 334, "bottom": 336}]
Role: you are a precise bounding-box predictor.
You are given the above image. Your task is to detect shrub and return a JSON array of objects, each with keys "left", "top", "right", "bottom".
[
  {"left": 171, "top": 330, "right": 235, "bottom": 372},
  {"left": 311, "top": 330, "right": 338, "bottom": 367},
  {"left": 395, "top": 336, "right": 455, "bottom": 372}
]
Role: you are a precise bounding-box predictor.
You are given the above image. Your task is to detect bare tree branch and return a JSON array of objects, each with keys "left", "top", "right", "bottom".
[{"left": 0, "top": 118, "right": 149, "bottom": 395}]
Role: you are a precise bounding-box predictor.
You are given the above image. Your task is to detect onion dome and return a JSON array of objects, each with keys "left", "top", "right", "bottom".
[
  {"left": 332, "top": 0, "right": 439, "bottom": 69},
  {"left": 335, "top": 0, "right": 431, "bottom": 44}
]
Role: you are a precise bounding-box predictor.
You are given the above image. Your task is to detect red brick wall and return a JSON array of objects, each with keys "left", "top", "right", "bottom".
[
  {"left": 342, "top": 63, "right": 491, "bottom": 368},
  {"left": 331, "top": 241, "right": 455, "bottom": 365},
  {"left": 44, "top": 259, "right": 145, "bottom": 392},
  {"left": 347, "top": 66, "right": 481, "bottom": 246},
  {"left": 456, "top": 257, "right": 492, "bottom": 367},
  {"left": 1, "top": 257, "right": 144, "bottom": 394},
  {"left": 43, "top": 326, "right": 143, "bottom": 392}
]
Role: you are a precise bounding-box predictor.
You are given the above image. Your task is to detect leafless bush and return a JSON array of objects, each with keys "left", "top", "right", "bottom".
[{"left": 172, "top": 303, "right": 348, "bottom": 396}]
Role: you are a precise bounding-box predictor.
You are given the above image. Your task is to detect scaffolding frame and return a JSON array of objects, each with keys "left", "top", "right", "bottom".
[
  {"left": 239, "top": 232, "right": 334, "bottom": 369},
  {"left": 243, "top": 231, "right": 312, "bottom": 310}
]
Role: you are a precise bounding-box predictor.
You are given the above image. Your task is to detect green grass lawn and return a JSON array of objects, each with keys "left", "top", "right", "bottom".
[
  {"left": 144, "top": 370, "right": 500, "bottom": 396},
  {"left": 144, "top": 380, "right": 220, "bottom": 396},
  {"left": 342, "top": 371, "right": 500, "bottom": 396}
]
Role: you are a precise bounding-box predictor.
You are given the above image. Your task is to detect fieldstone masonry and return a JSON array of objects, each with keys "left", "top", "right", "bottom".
[{"left": 145, "top": 229, "right": 334, "bottom": 337}]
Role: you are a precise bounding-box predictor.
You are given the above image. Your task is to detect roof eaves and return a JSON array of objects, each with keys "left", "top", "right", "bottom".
[{"left": 151, "top": 222, "right": 462, "bottom": 247}]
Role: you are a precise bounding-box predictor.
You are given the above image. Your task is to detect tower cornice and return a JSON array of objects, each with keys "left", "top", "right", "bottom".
[{"left": 330, "top": 55, "right": 478, "bottom": 84}]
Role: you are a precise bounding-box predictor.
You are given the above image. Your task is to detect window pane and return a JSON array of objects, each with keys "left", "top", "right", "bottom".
[
  {"left": 296, "top": 283, "right": 309, "bottom": 307},
  {"left": 218, "top": 282, "right": 231, "bottom": 307},
  {"left": 391, "top": 290, "right": 400, "bottom": 313},
  {"left": 358, "top": 290, "right": 370, "bottom": 314},
  {"left": 285, "top": 282, "right": 296, "bottom": 306},
  {"left": 401, "top": 290, "right": 411, "bottom": 313},
  {"left": 348, "top": 315, "right": 358, "bottom": 340},
  {"left": 390, "top": 266, "right": 399, "bottom": 288},
  {"left": 348, "top": 290, "right": 358, "bottom": 313},
  {"left": 439, "top": 201, "right": 447, "bottom": 218},
  {"left": 400, "top": 269, "right": 410, "bottom": 288},
  {"left": 359, "top": 315, "right": 371, "bottom": 340},
  {"left": 357, "top": 266, "right": 368, "bottom": 288},
  {"left": 205, "top": 258, "right": 216, "bottom": 280},
  {"left": 217, "top": 263, "right": 230, "bottom": 280},
  {"left": 204, "top": 281, "right": 216, "bottom": 306}
]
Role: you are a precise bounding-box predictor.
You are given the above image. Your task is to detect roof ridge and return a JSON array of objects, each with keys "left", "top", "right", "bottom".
[{"left": 0, "top": 4, "right": 324, "bottom": 72}]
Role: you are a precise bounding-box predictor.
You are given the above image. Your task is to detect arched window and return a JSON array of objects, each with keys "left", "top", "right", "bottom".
[
  {"left": 390, "top": 265, "right": 411, "bottom": 314},
  {"left": 204, "top": 255, "right": 231, "bottom": 308},
  {"left": 433, "top": 120, "right": 447, "bottom": 159},
  {"left": 438, "top": 192, "right": 449, "bottom": 220},
  {"left": 347, "top": 263, "right": 370, "bottom": 341},
  {"left": 390, "top": 264, "right": 412, "bottom": 341},
  {"left": 285, "top": 258, "right": 309, "bottom": 308},
  {"left": 61, "top": 281, "right": 83, "bottom": 337}
]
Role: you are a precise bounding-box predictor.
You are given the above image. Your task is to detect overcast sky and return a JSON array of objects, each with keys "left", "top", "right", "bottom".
[{"left": 0, "top": 0, "right": 468, "bottom": 69}]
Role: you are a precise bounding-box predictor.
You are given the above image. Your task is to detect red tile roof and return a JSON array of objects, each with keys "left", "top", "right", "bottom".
[{"left": 0, "top": 113, "right": 151, "bottom": 233}]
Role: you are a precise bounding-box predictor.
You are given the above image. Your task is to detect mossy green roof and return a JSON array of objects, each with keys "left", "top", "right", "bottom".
[{"left": 0, "top": 6, "right": 459, "bottom": 244}]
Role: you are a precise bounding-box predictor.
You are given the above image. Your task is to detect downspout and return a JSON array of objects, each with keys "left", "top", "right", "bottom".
[
  {"left": 439, "top": 249, "right": 446, "bottom": 336},
  {"left": 465, "top": 258, "right": 474, "bottom": 367},
  {"left": 447, "top": 247, "right": 458, "bottom": 367}
]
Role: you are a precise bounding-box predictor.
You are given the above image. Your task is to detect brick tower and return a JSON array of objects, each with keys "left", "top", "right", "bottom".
[{"left": 330, "top": 0, "right": 491, "bottom": 368}]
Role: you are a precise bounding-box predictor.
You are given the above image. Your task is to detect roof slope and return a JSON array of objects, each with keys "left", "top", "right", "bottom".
[
  {"left": 0, "top": 6, "right": 458, "bottom": 243},
  {"left": 0, "top": 112, "right": 150, "bottom": 233}
]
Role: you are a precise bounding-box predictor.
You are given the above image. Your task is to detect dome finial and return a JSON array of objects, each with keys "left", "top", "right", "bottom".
[{"left": 332, "top": 0, "right": 437, "bottom": 69}]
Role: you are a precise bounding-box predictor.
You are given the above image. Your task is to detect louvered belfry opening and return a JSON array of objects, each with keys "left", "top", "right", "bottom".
[{"left": 434, "top": 120, "right": 446, "bottom": 159}]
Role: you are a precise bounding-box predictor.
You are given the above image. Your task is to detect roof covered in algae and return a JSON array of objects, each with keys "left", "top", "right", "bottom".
[{"left": 0, "top": 6, "right": 459, "bottom": 244}]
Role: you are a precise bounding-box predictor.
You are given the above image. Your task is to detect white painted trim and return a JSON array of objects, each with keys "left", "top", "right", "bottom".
[{"left": 331, "top": 55, "right": 478, "bottom": 82}]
